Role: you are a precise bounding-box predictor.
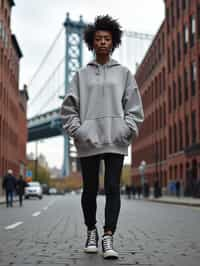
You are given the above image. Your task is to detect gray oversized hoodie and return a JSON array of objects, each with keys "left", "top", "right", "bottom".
[{"left": 60, "top": 58, "right": 144, "bottom": 158}]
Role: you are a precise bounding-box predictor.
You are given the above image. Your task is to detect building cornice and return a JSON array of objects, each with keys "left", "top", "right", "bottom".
[
  {"left": 11, "top": 34, "right": 23, "bottom": 58},
  {"left": 8, "top": 0, "right": 15, "bottom": 7}
]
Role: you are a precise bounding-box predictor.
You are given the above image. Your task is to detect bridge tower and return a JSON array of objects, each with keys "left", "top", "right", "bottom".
[{"left": 63, "top": 13, "right": 86, "bottom": 176}]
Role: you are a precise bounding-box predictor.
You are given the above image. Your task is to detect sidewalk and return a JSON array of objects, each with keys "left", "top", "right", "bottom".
[
  {"left": 146, "top": 195, "right": 200, "bottom": 207},
  {"left": 0, "top": 195, "right": 18, "bottom": 205}
]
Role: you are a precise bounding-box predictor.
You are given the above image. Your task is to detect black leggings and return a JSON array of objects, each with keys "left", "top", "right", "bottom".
[{"left": 80, "top": 153, "right": 124, "bottom": 234}]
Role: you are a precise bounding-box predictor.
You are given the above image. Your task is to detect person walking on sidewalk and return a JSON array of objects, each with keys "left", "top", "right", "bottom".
[
  {"left": 2, "top": 169, "right": 17, "bottom": 207},
  {"left": 61, "top": 15, "right": 144, "bottom": 259},
  {"left": 16, "top": 175, "right": 27, "bottom": 207}
]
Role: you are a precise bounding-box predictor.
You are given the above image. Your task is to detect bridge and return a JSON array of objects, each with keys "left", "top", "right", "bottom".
[{"left": 27, "top": 13, "right": 154, "bottom": 176}]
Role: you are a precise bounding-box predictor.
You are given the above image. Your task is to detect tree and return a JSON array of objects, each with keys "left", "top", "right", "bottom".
[{"left": 27, "top": 160, "right": 50, "bottom": 185}]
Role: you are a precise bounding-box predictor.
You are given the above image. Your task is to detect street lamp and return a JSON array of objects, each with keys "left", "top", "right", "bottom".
[
  {"left": 34, "top": 140, "right": 44, "bottom": 181},
  {"left": 138, "top": 160, "right": 147, "bottom": 196}
]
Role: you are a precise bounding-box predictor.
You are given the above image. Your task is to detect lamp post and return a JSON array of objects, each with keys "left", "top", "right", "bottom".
[
  {"left": 35, "top": 141, "right": 38, "bottom": 181},
  {"left": 138, "top": 160, "right": 147, "bottom": 196},
  {"left": 34, "top": 140, "right": 44, "bottom": 181}
]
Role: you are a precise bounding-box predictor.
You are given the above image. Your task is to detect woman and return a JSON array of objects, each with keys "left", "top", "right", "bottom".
[{"left": 61, "top": 15, "right": 144, "bottom": 259}]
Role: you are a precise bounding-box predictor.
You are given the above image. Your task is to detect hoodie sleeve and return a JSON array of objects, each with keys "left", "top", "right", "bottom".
[
  {"left": 122, "top": 70, "right": 144, "bottom": 137},
  {"left": 60, "top": 72, "right": 81, "bottom": 138}
]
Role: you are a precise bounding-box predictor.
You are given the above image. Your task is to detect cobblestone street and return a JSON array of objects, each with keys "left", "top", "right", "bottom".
[{"left": 0, "top": 194, "right": 200, "bottom": 265}]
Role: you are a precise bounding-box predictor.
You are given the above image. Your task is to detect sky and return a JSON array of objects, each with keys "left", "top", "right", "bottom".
[{"left": 11, "top": 0, "right": 165, "bottom": 169}]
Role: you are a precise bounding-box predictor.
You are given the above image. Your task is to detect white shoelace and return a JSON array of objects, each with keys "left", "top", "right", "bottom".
[
  {"left": 103, "top": 235, "right": 113, "bottom": 251},
  {"left": 88, "top": 229, "right": 97, "bottom": 245}
]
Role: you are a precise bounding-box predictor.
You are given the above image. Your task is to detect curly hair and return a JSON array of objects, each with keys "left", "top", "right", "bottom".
[{"left": 84, "top": 15, "right": 123, "bottom": 52}]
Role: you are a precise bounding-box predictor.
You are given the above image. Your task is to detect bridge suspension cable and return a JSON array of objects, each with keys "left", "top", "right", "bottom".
[
  {"left": 38, "top": 81, "right": 65, "bottom": 115},
  {"left": 28, "top": 27, "right": 64, "bottom": 88},
  {"left": 29, "top": 56, "right": 65, "bottom": 106}
]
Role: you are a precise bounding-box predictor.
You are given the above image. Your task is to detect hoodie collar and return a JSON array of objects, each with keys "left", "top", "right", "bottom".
[{"left": 87, "top": 58, "right": 120, "bottom": 68}]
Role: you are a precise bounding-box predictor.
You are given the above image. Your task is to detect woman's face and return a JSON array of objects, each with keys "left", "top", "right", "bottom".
[{"left": 93, "top": 30, "right": 113, "bottom": 56}]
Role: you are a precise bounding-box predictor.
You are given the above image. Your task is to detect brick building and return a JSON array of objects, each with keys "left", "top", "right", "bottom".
[
  {"left": 0, "top": 0, "right": 28, "bottom": 195},
  {"left": 133, "top": 0, "right": 200, "bottom": 196}
]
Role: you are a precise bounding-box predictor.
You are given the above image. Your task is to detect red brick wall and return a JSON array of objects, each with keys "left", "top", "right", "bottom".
[
  {"left": 133, "top": 0, "right": 200, "bottom": 194},
  {"left": 0, "top": 1, "right": 27, "bottom": 195}
]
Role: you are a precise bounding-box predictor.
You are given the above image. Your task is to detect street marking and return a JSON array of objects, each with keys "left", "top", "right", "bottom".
[
  {"left": 43, "top": 206, "right": 48, "bottom": 211},
  {"left": 5, "top": 222, "right": 24, "bottom": 230},
  {"left": 32, "top": 211, "right": 41, "bottom": 217}
]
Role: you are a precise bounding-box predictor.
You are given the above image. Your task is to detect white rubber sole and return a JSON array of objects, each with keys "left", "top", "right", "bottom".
[
  {"left": 84, "top": 246, "right": 98, "bottom": 253},
  {"left": 103, "top": 250, "right": 119, "bottom": 259}
]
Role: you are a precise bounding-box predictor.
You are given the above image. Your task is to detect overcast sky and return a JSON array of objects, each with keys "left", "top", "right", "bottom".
[{"left": 11, "top": 0, "right": 165, "bottom": 169}]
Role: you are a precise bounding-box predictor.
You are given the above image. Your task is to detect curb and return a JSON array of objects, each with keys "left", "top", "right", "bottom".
[{"left": 146, "top": 198, "right": 200, "bottom": 207}]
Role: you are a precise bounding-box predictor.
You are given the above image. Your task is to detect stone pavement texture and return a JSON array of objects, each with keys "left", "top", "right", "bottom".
[{"left": 0, "top": 195, "right": 200, "bottom": 266}]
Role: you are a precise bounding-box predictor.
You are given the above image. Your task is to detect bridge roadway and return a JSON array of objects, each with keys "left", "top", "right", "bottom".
[{"left": 28, "top": 108, "right": 62, "bottom": 142}]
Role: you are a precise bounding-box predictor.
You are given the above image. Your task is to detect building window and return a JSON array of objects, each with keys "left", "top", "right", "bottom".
[
  {"left": 169, "top": 127, "right": 172, "bottom": 154},
  {"left": 183, "top": 24, "right": 189, "bottom": 54},
  {"left": 174, "top": 124, "right": 177, "bottom": 152},
  {"left": 171, "top": 1, "right": 175, "bottom": 28},
  {"left": 164, "top": 103, "right": 166, "bottom": 125},
  {"left": 191, "top": 111, "right": 196, "bottom": 144},
  {"left": 176, "top": 0, "right": 180, "bottom": 19},
  {"left": 173, "top": 81, "right": 176, "bottom": 110},
  {"left": 180, "top": 164, "right": 183, "bottom": 179},
  {"left": 163, "top": 68, "right": 166, "bottom": 91},
  {"left": 177, "top": 32, "right": 181, "bottom": 62},
  {"left": 159, "top": 72, "right": 162, "bottom": 95},
  {"left": 166, "top": 7, "right": 170, "bottom": 33},
  {"left": 182, "top": 0, "right": 186, "bottom": 10},
  {"left": 0, "top": 20, "right": 3, "bottom": 40},
  {"left": 185, "top": 115, "right": 189, "bottom": 147},
  {"left": 190, "top": 61, "right": 196, "bottom": 96},
  {"left": 179, "top": 120, "right": 183, "bottom": 150},
  {"left": 172, "top": 40, "right": 176, "bottom": 68},
  {"left": 168, "top": 86, "right": 172, "bottom": 113},
  {"left": 184, "top": 68, "right": 188, "bottom": 101},
  {"left": 174, "top": 165, "right": 177, "bottom": 180},
  {"left": 155, "top": 77, "right": 158, "bottom": 98},
  {"left": 168, "top": 47, "right": 171, "bottom": 72},
  {"left": 170, "top": 166, "right": 172, "bottom": 180},
  {"left": 197, "top": 5, "right": 200, "bottom": 38},
  {"left": 162, "top": 32, "right": 165, "bottom": 54},
  {"left": 160, "top": 106, "right": 162, "bottom": 128},
  {"left": 178, "top": 76, "right": 182, "bottom": 106},
  {"left": 189, "top": 15, "right": 196, "bottom": 47},
  {"left": 158, "top": 39, "right": 161, "bottom": 59},
  {"left": 164, "top": 137, "right": 167, "bottom": 159}
]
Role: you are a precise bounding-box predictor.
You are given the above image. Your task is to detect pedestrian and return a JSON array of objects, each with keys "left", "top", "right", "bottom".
[
  {"left": 143, "top": 181, "right": 150, "bottom": 198},
  {"left": 125, "top": 185, "right": 131, "bottom": 199},
  {"left": 16, "top": 175, "right": 27, "bottom": 207},
  {"left": 131, "top": 184, "right": 136, "bottom": 199},
  {"left": 137, "top": 185, "right": 142, "bottom": 199},
  {"left": 2, "top": 169, "right": 17, "bottom": 207},
  {"left": 61, "top": 15, "right": 144, "bottom": 259},
  {"left": 175, "top": 180, "right": 181, "bottom": 197}
]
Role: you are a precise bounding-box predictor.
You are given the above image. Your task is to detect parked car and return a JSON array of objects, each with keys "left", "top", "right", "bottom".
[
  {"left": 25, "top": 182, "right": 43, "bottom": 199},
  {"left": 48, "top": 187, "right": 57, "bottom": 195}
]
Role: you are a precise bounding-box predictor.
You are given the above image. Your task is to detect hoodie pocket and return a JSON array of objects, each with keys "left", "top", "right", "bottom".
[
  {"left": 74, "top": 117, "right": 133, "bottom": 148},
  {"left": 112, "top": 117, "right": 132, "bottom": 145},
  {"left": 73, "top": 120, "right": 103, "bottom": 148}
]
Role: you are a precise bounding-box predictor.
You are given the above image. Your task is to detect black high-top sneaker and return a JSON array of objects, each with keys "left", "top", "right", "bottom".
[
  {"left": 84, "top": 228, "right": 99, "bottom": 253},
  {"left": 102, "top": 234, "right": 119, "bottom": 259}
]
